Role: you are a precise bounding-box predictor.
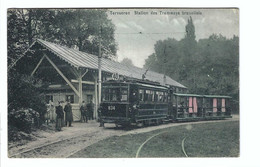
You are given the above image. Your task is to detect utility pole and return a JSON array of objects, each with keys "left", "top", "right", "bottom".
[
  {"left": 98, "top": 26, "right": 102, "bottom": 106},
  {"left": 163, "top": 45, "right": 167, "bottom": 85}
]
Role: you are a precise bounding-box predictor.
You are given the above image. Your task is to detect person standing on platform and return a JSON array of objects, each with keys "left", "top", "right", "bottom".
[
  {"left": 88, "top": 99, "right": 94, "bottom": 120},
  {"left": 55, "top": 101, "right": 63, "bottom": 131},
  {"left": 48, "top": 100, "right": 55, "bottom": 123},
  {"left": 80, "top": 101, "right": 88, "bottom": 123},
  {"left": 44, "top": 102, "right": 50, "bottom": 125},
  {"left": 64, "top": 101, "right": 73, "bottom": 127}
]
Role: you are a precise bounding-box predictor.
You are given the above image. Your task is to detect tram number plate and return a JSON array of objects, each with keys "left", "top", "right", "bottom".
[{"left": 108, "top": 106, "right": 115, "bottom": 110}]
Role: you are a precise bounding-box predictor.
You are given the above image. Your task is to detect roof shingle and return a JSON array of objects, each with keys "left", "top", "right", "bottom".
[{"left": 36, "top": 39, "right": 186, "bottom": 88}]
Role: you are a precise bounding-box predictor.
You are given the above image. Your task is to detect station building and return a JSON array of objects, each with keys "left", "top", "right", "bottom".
[{"left": 15, "top": 39, "right": 186, "bottom": 121}]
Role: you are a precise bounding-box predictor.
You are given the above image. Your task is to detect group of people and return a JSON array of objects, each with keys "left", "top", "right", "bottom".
[
  {"left": 55, "top": 101, "right": 74, "bottom": 131},
  {"left": 80, "top": 100, "right": 94, "bottom": 123},
  {"left": 44, "top": 100, "right": 73, "bottom": 131},
  {"left": 44, "top": 100, "right": 94, "bottom": 131}
]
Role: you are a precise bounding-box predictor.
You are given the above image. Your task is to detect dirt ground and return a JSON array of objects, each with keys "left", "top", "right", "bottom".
[{"left": 8, "top": 115, "right": 239, "bottom": 158}]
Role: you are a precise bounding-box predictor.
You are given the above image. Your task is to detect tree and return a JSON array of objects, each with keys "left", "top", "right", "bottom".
[
  {"left": 8, "top": 9, "right": 118, "bottom": 71},
  {"left": 185, "top": 16, "right": 196, "bottom": 41},
  {"left": 120, "top": 58, "right": 134, "bottom": 66},
  {"left": 143, "top": 18, "right": 239, "bottom": 112},
  {"left": 8, "top": 9, "right": 57, "bottom": 70},
  {"left": 46, "top": 9, "right": 117, "bottom": 58}
]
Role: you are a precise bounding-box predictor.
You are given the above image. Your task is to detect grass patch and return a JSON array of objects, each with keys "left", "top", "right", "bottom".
[{"left": 70, "top": 121, "right": 239, "bottom": 158}]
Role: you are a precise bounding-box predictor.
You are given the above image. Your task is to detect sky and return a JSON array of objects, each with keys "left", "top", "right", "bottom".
[{"left": 108, "top": 8, "right": 239, "bottom": 68}]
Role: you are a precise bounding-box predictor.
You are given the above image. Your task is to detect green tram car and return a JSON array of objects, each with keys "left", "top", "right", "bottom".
[
  {"left": 100, "top": 79, "right": 169, "bottom": 126},
  {"left": 99, "top": 79, "right": 232, "bottom": 127}
]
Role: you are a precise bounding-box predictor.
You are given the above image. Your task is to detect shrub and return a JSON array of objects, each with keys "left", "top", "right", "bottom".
[{"left": 8, "top": 108, "right": 40, "bottom": 134}]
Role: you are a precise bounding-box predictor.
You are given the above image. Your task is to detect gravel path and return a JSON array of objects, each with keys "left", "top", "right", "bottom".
[{"left": 8, "top": 115, "right": 239, "bottom": 158}]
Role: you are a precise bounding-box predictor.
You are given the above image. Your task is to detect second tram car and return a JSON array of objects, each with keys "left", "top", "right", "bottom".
[
  {"left": 99, "top": 79, "right": 232, "bottom": 127},
  {"left": 170, "top": 93, "right": 232, "bottom": 121}
]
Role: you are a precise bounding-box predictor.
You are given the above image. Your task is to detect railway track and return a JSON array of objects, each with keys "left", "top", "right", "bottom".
[
  {"left": 9, "top": 132, "right": 99, "bottom": 158},
  {"left": 9, "top": 116, "right": 239, "bottom": 158}
]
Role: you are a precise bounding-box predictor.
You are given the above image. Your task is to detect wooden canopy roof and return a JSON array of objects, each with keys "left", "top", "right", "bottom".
[{"left": 29, "top": 39, "right": 186, "bottom": 88}]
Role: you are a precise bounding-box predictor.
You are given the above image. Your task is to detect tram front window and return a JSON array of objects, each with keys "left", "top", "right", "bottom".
[{"left": 102, "top": 87, "right": 128, "bottom": 102}]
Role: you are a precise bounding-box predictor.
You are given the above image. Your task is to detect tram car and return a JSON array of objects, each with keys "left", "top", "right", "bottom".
[
  {"left": 170, "top": 93, "right": 232, "bottom": 121},
  {"left": 100, "top": 79, "right": 169, "bottom": 126},
  {"left": 99, "top": 79, "right": 232, "bottom": 127}
]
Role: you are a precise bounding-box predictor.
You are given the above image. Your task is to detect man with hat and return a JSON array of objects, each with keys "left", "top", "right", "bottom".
[{"left": 64, "top": 100, "right": 73, "bottom": 127}]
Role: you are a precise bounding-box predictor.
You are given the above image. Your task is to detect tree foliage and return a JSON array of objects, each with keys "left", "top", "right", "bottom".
[
  {"left": 144, "top": 17, "right": 239, "bottom": 112},
  {"left": 8, "top": 9, "right": 117, "bottom": 70},
  {"left": 45, "top": 9, "right": 117, "bottom": 58},
  {"left": 120, "top": 58, "right": 134, "bottom": 66}
]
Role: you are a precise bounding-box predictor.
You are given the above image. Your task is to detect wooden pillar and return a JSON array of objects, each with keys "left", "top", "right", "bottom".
[
  {"left": 98, "top": 26, "right": 102, "bottom": 107},
  {"left": 94, "top": 76, "right": 98, "bottom": 119},
  {"left": 78, "top": 70, "right": 83, "bottom": 104}
]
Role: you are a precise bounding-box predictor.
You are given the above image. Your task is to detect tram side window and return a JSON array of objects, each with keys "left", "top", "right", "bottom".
[
  {"left": 139, "top": 89, "right": 144, "bottom": 101},
  {"left": 155, "top": 91, "right": 159, "bottom": 102},
  {"left": 178, "top": 97, "right": 186, "bottom": 107},
  {"left": 145, "top": 90, "right": 150, "bottom": 101},
  {"left": 158, "top": 92, "right": 164, "bottom": 102},
  {"left": 164, "top": 92, "right": 168, "bottom": 102},
  {"left": 217, "top": 98, "right": 221, "bottom": 109},
  {"left": 172, "top": 95, "right": 176, "bottom": 105},
  {"left": 121, "top": 89, "right": 128, "bottom": 101},
  {"left": 197, "top": 98, "right": 202, "bottom": 107},
  {"left": 144, "top": 90, "right": 154, "bottom": 101},
  {"left": 151, "top": 91, "right": 155, "bottom": 101}
]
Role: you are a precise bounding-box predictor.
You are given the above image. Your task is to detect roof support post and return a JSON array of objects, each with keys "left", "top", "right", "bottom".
[
  {"left": 44, "top": 54, "right": 80, "bottom": 97},
  {"left": 93, "top": 74, "right": 98, "bottom": 120},
  {"left": 78, "top": 70, "right": 83, "bottom": 104},
  {"left": 31, "top": 55, "right": 45, "bottom": 76},
  {"left": 98, "top": 26, "right": 102, "bottom": 107}
]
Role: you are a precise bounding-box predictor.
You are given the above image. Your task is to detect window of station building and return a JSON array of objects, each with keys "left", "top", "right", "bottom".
[
  {"left": 139, "top": 89, "right": 144, "bottom": 101},
  {"left": 66, "top": 95, "right": 74, "bottom": 103},
  {"left": 45, "top": 95, "right": 53, "bottom": 103},
  {"left": 87, "top": 95, "right": 93, "bottom": 103}
]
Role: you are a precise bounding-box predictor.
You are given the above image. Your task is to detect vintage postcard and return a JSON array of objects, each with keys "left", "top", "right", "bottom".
[{"left": 6, "top": 8, "right": 239, "bottom": 159}]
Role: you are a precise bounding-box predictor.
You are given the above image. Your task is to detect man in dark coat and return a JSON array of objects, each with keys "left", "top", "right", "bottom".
[
  {"left": 55, "top": 101, "right": 64, "bottom": 131},
  {"left": 88, "top": 100, "right": 94, "bottom": 120},
  {"left": 80, "top": 101, "right": 88, "bottom": 123},
  {"left": 64, "top": 101, "right": 73, "bottom": 127}
]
